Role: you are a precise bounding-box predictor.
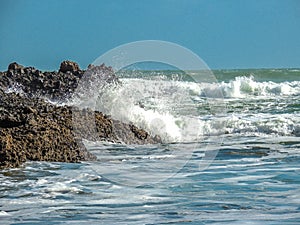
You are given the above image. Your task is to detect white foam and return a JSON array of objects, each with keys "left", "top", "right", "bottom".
[
  {"left": 91, "top": 78, "right": 206, "bottom": 142},
  {"left": 44, "top": 182, "right": 82, "bottom": 194},
  {"left": 70, "top": 76, "right": 300, "bottom": 142},
  {"left": 223, "top": 113, "right": 300, "bottom": 136},
  {"left": 0, "top": 211, "right": 10, "bottom": 217},
  {"left": 199, "top": 76, "right": 300, "bottom": 98},
  {"left": 36, "top": 178, "right": 48, "bottom": 185}
]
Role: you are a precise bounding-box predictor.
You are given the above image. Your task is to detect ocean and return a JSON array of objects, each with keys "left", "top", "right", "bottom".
[{"left": 1, "top": 68, "right": 300, "bottom": 224}]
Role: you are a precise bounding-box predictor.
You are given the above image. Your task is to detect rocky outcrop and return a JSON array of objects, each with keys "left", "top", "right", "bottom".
[
  {"left": 59, "top": 60, "right": 80, "bottom": 73},
  {"left": 0, "top": 61, "right": 84, "bottom": 101},
  {"left": 8, "top": 62, "right": 24, "bottom": 71},
  {"left": 0, "top": 61, "right": 161, "bottom": 169}
]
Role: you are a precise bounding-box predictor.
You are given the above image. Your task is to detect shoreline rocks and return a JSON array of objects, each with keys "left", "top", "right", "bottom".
[
  {"left": 1, "top": 61, "right": 84, "bottom": 101},
  {"left": 59, "top": 60, "right": 80, "bottom": 73},
  {"left": 0, "top": 61, "right": 161, "bottom": 169}
]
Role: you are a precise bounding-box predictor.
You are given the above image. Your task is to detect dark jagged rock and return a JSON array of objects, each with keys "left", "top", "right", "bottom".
[
  {"left": 0, "top": 61, "right": 84, "bottom": 101},
  {"left": 0, "top": 62, "right": 161, "bottom": 169},
  {"left": 8, "top": 62, "right": 24, "bottom": 71},
  {"left": 0, "top": 61, "right": 120, "bottom": 102},
  {"left": 59, "top": 60, "right": 80, "bottom": 73}
]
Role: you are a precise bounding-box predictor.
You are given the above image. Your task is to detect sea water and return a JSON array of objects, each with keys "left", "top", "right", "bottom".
[{"left": 1, "top": 69, "right": 300, "bottom": 224}]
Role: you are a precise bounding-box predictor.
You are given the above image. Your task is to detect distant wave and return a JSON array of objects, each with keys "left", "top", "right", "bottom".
[{"left": 197, "top": 76, "right": 300, "bottom": 98}]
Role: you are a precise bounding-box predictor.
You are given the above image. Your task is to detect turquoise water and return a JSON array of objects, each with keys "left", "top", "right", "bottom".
[{"left": 1, "top": 69, "right": 300, "bottom": 224}]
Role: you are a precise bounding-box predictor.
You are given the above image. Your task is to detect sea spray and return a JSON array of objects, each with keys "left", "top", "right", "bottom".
[{"left": 71, "top": 74, "right": 300, "bottom": 142}]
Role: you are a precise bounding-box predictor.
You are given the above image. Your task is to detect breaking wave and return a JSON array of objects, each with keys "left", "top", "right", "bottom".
[
  {"left": 70, "top": 75, "right": 300, "bottom": 142},
  {"left": 199, "top": 76, "right": 300, "bottom": 98}
]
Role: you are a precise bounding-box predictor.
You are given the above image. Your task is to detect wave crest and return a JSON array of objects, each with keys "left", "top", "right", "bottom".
[{"left": 200, "top": 76, "right": 300, "bottom": 98}]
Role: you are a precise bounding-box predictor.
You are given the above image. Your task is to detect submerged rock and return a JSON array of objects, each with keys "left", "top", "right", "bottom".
[{"left": 0, "top": 62, "right": 161, "bottom": 169}]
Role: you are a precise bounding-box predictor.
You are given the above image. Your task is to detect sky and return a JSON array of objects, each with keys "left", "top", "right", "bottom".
[{"left": 0, "top": 0, "right": 300, "bottom": 70}]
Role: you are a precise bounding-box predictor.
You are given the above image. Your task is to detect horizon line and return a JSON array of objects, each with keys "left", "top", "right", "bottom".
[{"left": 1, "top": 61, "right": 300, "bottom": 72}]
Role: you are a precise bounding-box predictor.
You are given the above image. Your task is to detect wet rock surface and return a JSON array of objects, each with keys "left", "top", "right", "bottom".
[{"left": 0, "top": 62, "right": 161, "bottom": 169}]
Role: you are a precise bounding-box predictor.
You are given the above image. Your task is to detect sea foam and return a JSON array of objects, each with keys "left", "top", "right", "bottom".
[
  {"left": 198, "top": 76, "right": 300, "bottom": 98},
  {"left": 70, "top": 75, "right": 300, "bottom": 142}
]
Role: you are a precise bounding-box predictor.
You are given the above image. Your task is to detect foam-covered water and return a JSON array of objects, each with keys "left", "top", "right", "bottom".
[
  {"left": 1, "top": 69, "right": 300, "bottom": 224},
  {"left": 200, "top": 76, "right": 300, "bottom": 98},
  {"left": 90, "top": 74, "right": 300, "bottom": 141}
]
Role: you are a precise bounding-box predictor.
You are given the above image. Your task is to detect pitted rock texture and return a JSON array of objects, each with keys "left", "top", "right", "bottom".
[{"left": 0, "top": 62, "right": 161, "bottom": 169}]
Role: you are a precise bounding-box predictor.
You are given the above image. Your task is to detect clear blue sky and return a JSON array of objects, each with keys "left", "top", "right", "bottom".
[{"left": 1, "top": 0, "right": 300, "bottom": 70}]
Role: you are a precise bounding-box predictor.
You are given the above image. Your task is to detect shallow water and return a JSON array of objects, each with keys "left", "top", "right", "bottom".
[
  {"left": 1, "top": 136, "right": 300, "bottom": 224},
  {"left": 1, "top": 69, "right": 300, "bottom": 224}
]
